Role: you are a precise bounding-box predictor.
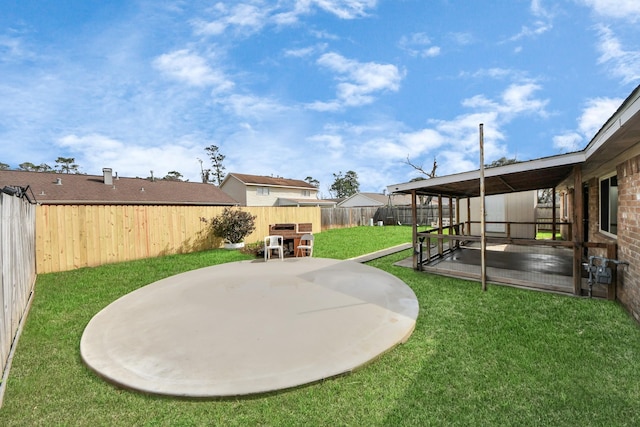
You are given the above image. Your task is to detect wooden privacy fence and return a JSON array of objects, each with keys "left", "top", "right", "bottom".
[
  {"left": 322, "top": 206, "right": 451, "bottom": 230},
  {"left": 36, "top": 205, "right": 321, "bottom": 274},
  {"left": 0, "top": 193, "right": 36, "bottom": 387},
  {"left": 536, "top": 203, "right": 562, "bottom": 232},
  {"left": 321, "top": 207, "right": 379, "bottom": 229}
]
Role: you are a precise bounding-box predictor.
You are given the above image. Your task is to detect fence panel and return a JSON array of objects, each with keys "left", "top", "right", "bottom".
[
  {"left": 0, "top": 194, "right": 36, "bottom": 387},
  {"left": 322, "top": 205, "right": 450, "bottom": 229},
  {"left": 535, "top": 203, "right": 561, "bottom": 232},
  {"left": 321, "top": 207, "right": 379, "bottom": 229},
  {"left": 35, "top": 205, "right": 321, "bottom": 274}
]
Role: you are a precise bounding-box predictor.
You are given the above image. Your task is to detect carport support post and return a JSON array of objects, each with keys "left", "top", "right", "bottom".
[
  {"left": 552, "top": 187, "right": 557, "bottom": 240},
  {"left": 572, "top": 165, "right": 583, "bottom": 295},
  {"left": 466, "top": 197, "right": 471, "bottom": 236},
  {"left": 479, "top": 123, "right": 487, "bottom": 291},
  {"left": 411, "top": 190, "right": 418, "bottom": 269},
  {"left": 437, "top": 194, "right": 444, "bottom": 256}
]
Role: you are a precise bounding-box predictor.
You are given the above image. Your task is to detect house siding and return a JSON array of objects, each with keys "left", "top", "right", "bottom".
[
  {"left": 220, "top": 176, "right": 248, "bottom": 206},
  {"left": 616, "top": 154, "right": 640, "bottom": 322},
  {"left": 246, "top": 185, "right": 318, "bottom": 206}
]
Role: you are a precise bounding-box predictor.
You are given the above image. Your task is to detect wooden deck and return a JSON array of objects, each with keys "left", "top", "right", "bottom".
[{"left": 396, "top": 242, "right": 607, "bottom": 298}]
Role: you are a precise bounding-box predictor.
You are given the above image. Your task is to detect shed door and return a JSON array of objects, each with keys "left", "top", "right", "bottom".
[{"left": 485, "top": 194, "right": 506, "bottom": 233}]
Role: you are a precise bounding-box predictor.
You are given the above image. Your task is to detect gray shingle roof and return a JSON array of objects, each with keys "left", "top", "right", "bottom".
[
  {"left": 0, "top": 170, "right": 238, "bottom": 205},
  {"left": 226, "top": 173, "right": 316, "bottom": 189}
]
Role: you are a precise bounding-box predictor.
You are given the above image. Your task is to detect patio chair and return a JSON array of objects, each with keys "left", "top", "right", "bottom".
[
  {"left": 264, "top": 235, "right": 284, "bottom": 261},
  {"left": 296, "top": 233, "right": 314, "bottom": 257}
]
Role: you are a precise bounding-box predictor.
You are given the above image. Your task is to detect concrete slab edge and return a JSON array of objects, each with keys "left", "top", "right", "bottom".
[{"left": 348, "top": 243, "right": 413, "bottom": 263}]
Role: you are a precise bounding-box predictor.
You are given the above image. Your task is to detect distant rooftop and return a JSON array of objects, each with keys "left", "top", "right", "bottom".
[{"left": 0, "top": 169, "right": 238, "bottom": 205}]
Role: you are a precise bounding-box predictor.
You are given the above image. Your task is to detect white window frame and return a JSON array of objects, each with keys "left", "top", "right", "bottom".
[
  {"left": 256, "top": 187, "right": 270, "bottom": 196},
  {"left": 599, "top": 172, "right": 618, "bottom": 238},
  {"left": 301, "top": 190, "right": 310, "bottom": 197}
]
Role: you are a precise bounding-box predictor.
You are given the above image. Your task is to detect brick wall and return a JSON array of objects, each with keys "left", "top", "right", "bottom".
[{"left": 616, "top": 154, "right": 640, "bottom": 322}]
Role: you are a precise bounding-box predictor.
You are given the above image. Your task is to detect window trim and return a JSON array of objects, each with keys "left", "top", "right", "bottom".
[{"left": 598, "top": 172, "right": 618, "bottom": 238}]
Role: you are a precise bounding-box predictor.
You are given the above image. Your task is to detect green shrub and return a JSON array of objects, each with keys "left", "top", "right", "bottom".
[{"left": 209, "top": 207, "right": 256, "bottom": 243}]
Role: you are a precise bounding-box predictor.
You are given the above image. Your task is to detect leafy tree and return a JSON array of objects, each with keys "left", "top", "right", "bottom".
[
  {"left": 0, "top": 162, "right": 10, "bottom": 170},
  {"left": 18, "top": 162, "right": 52, "bottom": 172},
  {"left": 19, "top": 162, "right": 38, "bottom": 171},
  {"left": 485, "top": 156, "right": 518, "bottom": 168},
  {"left": 329, "top": 170, "right": 359, "bottom": 198},
  {"left": 304, "top": 176, "right": 320, "bottom": 188},
  {"left": 204, "top": 145, "right": 226, "bottom": 185},
  {"left": 163, "top": 171, "right": 184, "bottom": 181},
  {"left": 538, "top": 188, "right": 555, "bottom": 204},
  {"left": 55, "top": 157, "right": 79, "bottom": 174}
]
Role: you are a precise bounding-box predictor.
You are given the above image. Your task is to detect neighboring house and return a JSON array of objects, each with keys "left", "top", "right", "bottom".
[
  {"left": 220, "top": 173, "right": 336, "bottom": 207},
  {"left": 0, "top": 168, "right": 238, "bottom": 205},
  {"left": 337, "top": 192, "right": 413, "bottom": 207},
  {"left": 387, "top": 83, "right": 640, "bottom": 322}
]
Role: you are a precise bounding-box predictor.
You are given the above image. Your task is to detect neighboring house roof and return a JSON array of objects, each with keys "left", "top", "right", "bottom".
[
  {"left": 388, "top": 84, "right": 640, "bottom": 198},
  {"left": 0, "top": 169, "right": 238, "bottom": 205},
  {"left": 337, "top": 192, "right": 413, "bottom": 207},
  {"left": 223, "top": 173, "right": 317, "bottom": 189}
]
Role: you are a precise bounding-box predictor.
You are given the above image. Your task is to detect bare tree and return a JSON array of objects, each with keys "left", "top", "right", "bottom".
[{"left": 405, "top": 156, "right": 437, "bottom": 178}]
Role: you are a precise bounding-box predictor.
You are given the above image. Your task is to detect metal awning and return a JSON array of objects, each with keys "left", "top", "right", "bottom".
[{"left": 387, "top": 152, "right": 585, "bottom": 198}]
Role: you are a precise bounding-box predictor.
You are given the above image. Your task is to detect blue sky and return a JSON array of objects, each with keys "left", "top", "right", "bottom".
[{"left": 2, "top": 0, "right": 639, "bottom": 195}]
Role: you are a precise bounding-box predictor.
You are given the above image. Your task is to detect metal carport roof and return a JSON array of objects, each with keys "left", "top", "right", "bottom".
[{"left": 387, "top": 151, "right": 585, "bottom": 198}]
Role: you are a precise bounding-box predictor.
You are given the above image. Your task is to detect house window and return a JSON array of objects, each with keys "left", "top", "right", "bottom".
[
  {"left": 301, "top": 190, "right": 310, "bottom": 197},
  {"left": 257, "top": 187, "right": 270, "bottom": 196},
  {"left": 599, "top": 174, "right": 618, "bottom": 236}
]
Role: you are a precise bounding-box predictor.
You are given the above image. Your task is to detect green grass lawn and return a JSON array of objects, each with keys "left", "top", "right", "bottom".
[{"left": 2, "top": 226, "right": 640, "bottom": 426}]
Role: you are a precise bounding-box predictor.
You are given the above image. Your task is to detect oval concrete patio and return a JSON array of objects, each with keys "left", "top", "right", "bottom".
[{"left": 80, "top": 257, "right": 419, "bottom": 398}]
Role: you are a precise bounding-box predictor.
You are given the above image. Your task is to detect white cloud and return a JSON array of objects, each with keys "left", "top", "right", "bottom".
[
  {"left": 194, "top": 3, "right": 268, "bottom": 36},
  {"left": 500, "top": 82, "right": 549, "bottom": 116},
  {"left": 57, "top": 133, "right": 206, "bottom": 181},
  {"left": 595, "top": 25, "right": 640, "bottom": 84},
  {"left": 0, "top": 33, "right": 35, "bottom": 62},
  {"left": 578, "top": 0, "right": 640, "bottom": 22},
  {"left": 553, "top": 132, "right": 583, "bottom": 152},
  {"left": 448, "top": 32, "right": 474, "bottom": 46},
  {"left": 308, "top": 134, "right": 345, "bottom": 160},
  {"left": 153, "top": 49, "right": 234, "bottom": 90},
  {"left": 196, "top": 1, "right": 378, "bottom": 36},
  {"left": 309, "top": 0, "right": 378, "bottom": 19},
  {"left": 221, "top": 94, "right": 291, "bottom": 119},
  {"left": 284, "top": 44, "right": 327, "bottom": 58},
  {"left": 399, "top": 32, "right": 441, "bottom": 58},
  {"left": 551, "top": 96, "right": 623, "bottom": 153},
  {"left": 313, "top": 52, "right": 403, "bottom": 108},
  {"left": 461, "top": 67, "right": 521, "bottom": 80},
  {"left": 578, "top": 96, "right": 623, "bottom": 138},
  {"left": 507, "top": 0, "right": 556, "bottom": 43},
  {"left": 462, "top": 83, "right": 548, "bottom": 119}
]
